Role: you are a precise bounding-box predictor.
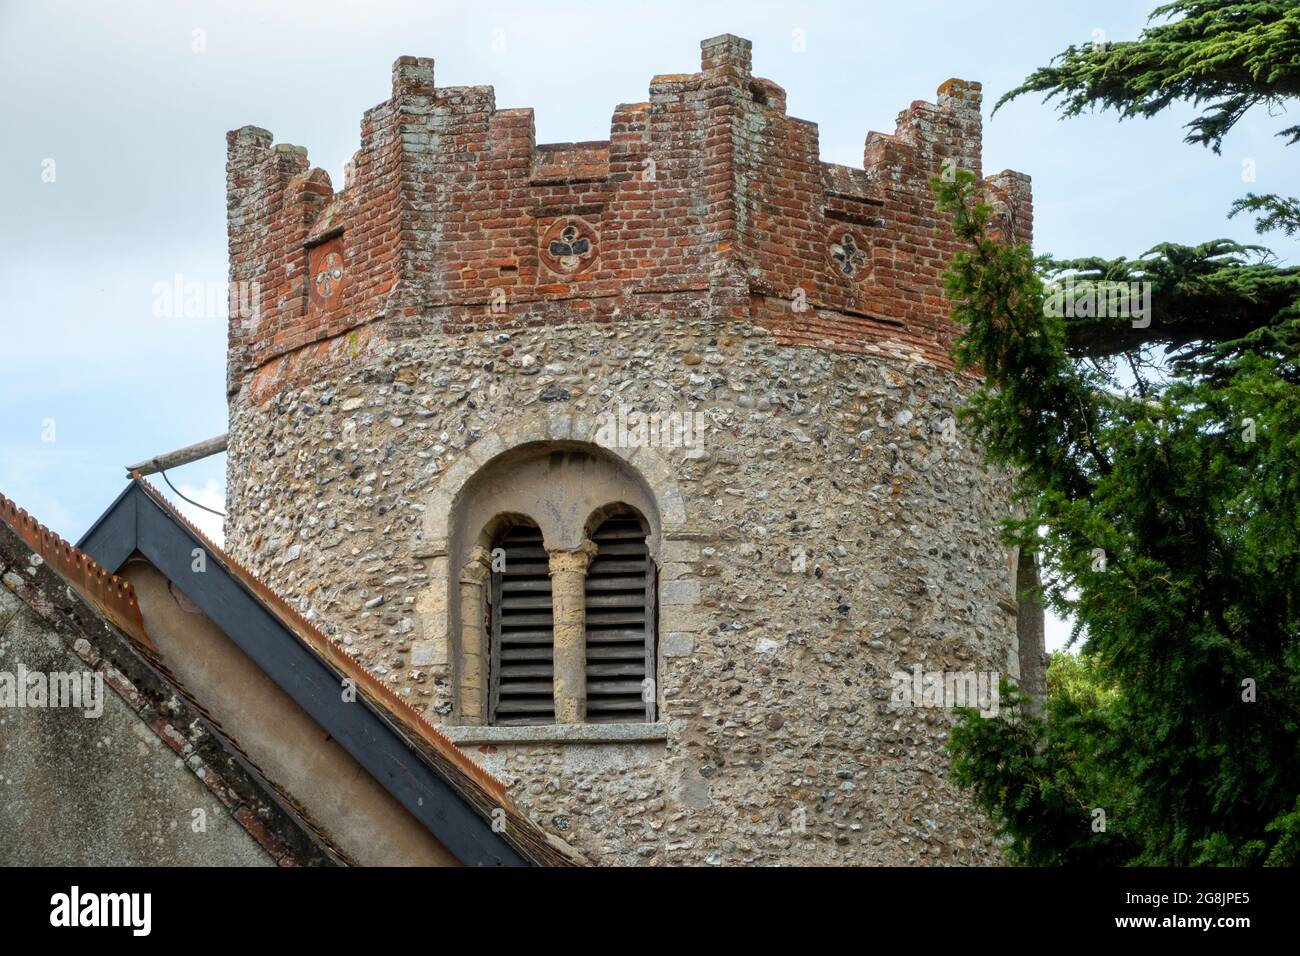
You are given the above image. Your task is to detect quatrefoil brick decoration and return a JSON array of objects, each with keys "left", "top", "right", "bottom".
[
  {"left": 307, "top": 236, "right": 346, "bottom": 314},
  {"left": 829, "top": 231, "right": 869, "bottom": 279},
  {"left": 540, "top": 217, "right": 598, "bottom": 277}
]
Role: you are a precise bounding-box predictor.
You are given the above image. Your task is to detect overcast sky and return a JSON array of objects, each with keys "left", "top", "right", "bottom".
[{"left": 2, "top": 1, "right": 1296, "bottom": 651}]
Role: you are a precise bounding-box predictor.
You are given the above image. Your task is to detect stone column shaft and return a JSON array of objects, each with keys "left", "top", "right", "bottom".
[
  {"left": 457, "top": 546, "right": 491, "bottom": 725},
  {"left": 548, "top": 540, "right": 598, "bottom": 724}
]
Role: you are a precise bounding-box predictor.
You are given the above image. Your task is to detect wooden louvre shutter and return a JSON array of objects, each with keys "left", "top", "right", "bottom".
[
  {"left": 490, "top": 524, "right": 554, "bottom": 725},
  {"left": 585, "top": 516, "right": 656, "bottom": 723}
]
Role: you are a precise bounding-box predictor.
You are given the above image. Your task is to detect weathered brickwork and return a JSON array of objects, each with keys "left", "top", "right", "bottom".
[{"left": 223, "top": 35, "right": 1033, "bottom": 865}]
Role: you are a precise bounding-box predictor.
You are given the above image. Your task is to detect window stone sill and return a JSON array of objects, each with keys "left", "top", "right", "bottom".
[{"left": 440, "top": 723, "right": 671, "bottom": 745}]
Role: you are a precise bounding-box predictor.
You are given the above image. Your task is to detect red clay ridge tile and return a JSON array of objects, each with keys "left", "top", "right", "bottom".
[{"left": 0, "top": 491, "right": 156, "bottom": 653}]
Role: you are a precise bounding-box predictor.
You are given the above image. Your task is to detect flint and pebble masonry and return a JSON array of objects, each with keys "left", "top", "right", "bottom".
[{"left": 222, "top": 35, "right": 1036, "bottom": 865}]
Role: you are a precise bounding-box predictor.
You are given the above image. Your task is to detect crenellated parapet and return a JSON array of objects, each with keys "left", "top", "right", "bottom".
[{"left": 225, "top": 34, "right": 1032, "bottom": 400}]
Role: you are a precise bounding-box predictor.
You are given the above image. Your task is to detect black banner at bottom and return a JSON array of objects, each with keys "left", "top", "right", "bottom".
[{"left": 0, "top": 865, "right": 1285, "bottom": 941}]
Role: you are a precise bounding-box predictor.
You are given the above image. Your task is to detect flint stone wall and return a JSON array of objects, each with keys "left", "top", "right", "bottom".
[{"left": 225, "top": 311, "right": 1019, "bottom": 865}]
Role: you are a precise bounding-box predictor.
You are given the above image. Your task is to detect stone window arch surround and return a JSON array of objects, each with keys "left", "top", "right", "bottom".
[{"left": 413, "top": 410, "right": 694, "bottom": 729}]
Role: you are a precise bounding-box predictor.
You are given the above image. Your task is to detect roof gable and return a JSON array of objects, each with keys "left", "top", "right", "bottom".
[
  {"left": 78, "top": 478, "right": 576, "bottom": 867},
  {"left": 0, "top": 493, "right": 342, "bottom": 865}
]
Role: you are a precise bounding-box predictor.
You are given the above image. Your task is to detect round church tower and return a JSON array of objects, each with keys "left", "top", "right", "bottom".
[{"left": 223, "top": 35, "right": 1036, "bottom": 865}]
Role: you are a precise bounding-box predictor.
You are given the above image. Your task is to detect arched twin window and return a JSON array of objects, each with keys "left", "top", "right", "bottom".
[{"left": 487, "top": 509, "right": 656, "bottom": 726}]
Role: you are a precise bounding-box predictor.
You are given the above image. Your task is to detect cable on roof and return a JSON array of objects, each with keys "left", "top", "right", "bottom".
[{"left": 156, "top": 464, "right": 228, "bottom": 519}]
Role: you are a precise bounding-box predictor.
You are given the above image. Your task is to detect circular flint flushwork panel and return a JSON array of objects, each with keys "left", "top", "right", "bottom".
[
  {"left": 540, "top": 217, "right": 598, "bottom": 277},
  {"left": 828, "top": 229, "right": 870, "bottom": 280}
]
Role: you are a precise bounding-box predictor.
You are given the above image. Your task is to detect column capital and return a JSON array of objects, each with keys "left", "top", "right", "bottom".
[
  {"left": 460, "top": 545, "right": 492, "bottom": 586},
  {"left": 547, "top": 539, "right": 598, "bottom": 575}
]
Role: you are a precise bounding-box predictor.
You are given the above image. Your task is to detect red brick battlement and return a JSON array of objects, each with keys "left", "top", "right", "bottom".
[{"left": 226, "top": 34, "right": 1032, "bottom": 398}]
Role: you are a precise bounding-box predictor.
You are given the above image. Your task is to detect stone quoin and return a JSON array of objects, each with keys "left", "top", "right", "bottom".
[{"left": 222, "top": 34, "right": 1040, "bottom": 865}]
